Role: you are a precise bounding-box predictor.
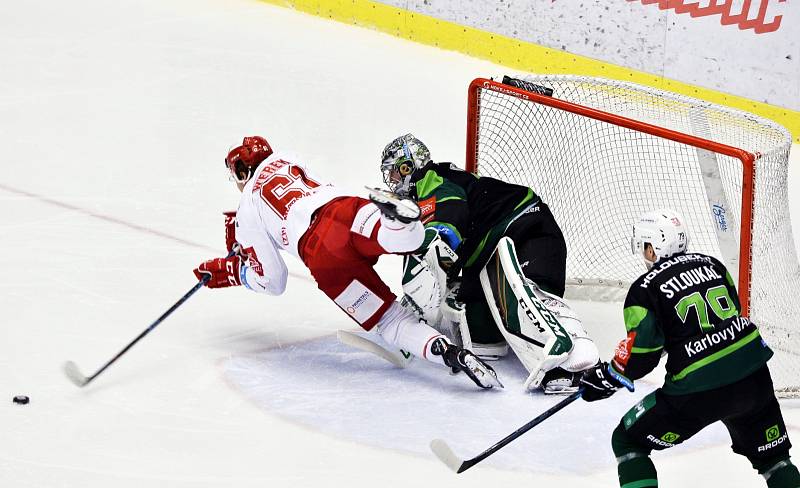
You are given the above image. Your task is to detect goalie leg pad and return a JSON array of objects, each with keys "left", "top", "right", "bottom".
[
  {"left": 479, "top": 237, "right": 573, "bottom": 390},
  {"left": 401, "top": 253, "right": 444, "bottom": 326},
  {"left": 559, "top": 337, "right": 600, "bottom": 373},
  {"left": 524, "top": 280, "right": 599, "bottom": 373},
  {"left": 400, "top": 228, "right": 459, "bottom": 328}
]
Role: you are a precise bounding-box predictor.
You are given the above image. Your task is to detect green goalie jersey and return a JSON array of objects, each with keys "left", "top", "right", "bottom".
[
  {"left": 408, "top": 161, "right": 537, "bottom": 270},
  {"left": 613, "top": 252, "right": 773, "bottom": 395}
]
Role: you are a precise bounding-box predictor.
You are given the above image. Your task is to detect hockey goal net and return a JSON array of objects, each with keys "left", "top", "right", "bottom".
[{"left": 467, "top": 75, "right": 798, "bottom": 396}]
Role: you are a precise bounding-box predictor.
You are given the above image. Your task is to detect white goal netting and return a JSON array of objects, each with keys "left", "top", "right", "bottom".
[{"left": 469, "top": 75, "right": 798, "bottom": 396}]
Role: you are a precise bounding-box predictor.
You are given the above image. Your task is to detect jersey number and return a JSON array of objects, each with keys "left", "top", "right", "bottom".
[
  {"left": 674, "top": 285, "right": 738, "bottom": 332},
  {"left": 258, "top": 166, "right": 320, "bottom": 218}
]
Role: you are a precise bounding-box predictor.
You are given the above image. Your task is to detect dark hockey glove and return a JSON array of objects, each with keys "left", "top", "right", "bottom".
[
  {"left": 431, "top": 338, "right": 504, "bottom": 389},
  {"left": 580, "top": 361, "right": 633, "bottom": 402},
  {"left": 367, "top": 187, "right": 421, "bottom": 224}
]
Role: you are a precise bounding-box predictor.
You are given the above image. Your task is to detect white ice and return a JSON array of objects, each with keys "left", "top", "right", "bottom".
[{"left": 1, "top": 0, "right": 798, "bottom": 487}]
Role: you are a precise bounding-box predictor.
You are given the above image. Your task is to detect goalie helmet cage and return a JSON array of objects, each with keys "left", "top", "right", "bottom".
[{"left": 466, "top": 75, "right": 798, "bottom": 397}]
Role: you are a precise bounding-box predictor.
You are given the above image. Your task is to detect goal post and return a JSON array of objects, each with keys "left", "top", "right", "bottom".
[{"left": 466, "top": 75, "right": 796, "bottom": 395}]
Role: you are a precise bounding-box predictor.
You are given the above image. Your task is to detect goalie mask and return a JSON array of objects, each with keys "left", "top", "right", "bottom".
[
  {"left": 631, "top": 209, "right": 688, "bottom": 267},
  {"left": 380, "top": 133, "right": 431, "bottom": 197}
]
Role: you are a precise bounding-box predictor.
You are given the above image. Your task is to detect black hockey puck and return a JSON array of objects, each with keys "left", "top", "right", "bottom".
[{"left": 12, "top": 395, "right": 29, "bottom": 405}]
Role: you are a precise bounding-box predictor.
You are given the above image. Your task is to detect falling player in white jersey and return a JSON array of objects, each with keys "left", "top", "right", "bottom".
[{"left": 193, "top": 136, "right": 502, "bottom": 389}]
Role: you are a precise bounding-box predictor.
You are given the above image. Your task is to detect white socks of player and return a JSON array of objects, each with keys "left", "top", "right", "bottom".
[
  {"left": 374, "top": 302, "right": 447, "bottom": 364},
  {"left": 373, "top": 302, "right": 502, "bottom": 388}
]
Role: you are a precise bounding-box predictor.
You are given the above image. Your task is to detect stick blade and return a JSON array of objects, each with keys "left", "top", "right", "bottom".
[
  {"left": 430, "top": 439, "right": 468, "bottom": 473},
  {"left": 336, "top": 330, "right": 411, "bottom": 368},
  {"left": 63, "top": 361, "right": 89, "bottom": 387}
]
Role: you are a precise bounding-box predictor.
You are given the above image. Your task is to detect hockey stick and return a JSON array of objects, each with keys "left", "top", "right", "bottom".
[
  {"left": 336, "top": 330, "right": 413, "bottom": 368},
  {"left": 429, "top": 389, "right": 582, "bottom": 473},
  {"left": 63, "top": 251, "right": 234, "bottom": 387}
]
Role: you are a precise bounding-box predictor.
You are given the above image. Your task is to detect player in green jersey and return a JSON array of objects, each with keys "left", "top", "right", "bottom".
[
  {"left": 379, "top": 134, "right": 599, "bottom": 394},
  {"left": 581, "top": 209, "right": 799, "bottom": 487}
]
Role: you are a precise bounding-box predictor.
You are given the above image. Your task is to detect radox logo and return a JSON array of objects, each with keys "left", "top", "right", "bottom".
[{"left": 628, "top": 0, "right": 786, "bottom": 34}]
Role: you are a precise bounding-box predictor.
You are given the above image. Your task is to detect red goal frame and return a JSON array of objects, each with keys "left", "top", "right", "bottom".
[{"left": 465, "top": 77, "right": 757, "bottom": 314}]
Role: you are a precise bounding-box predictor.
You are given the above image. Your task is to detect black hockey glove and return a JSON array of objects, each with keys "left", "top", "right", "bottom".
[{"left": 580, "top": 361, "right": 632, "bottom": 402}]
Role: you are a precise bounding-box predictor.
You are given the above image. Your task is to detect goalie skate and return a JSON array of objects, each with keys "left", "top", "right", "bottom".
[{"left": 366, "top": 187, "right": 421, "bottom": 223}]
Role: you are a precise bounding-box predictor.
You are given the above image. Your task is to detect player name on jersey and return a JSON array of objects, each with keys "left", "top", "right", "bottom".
[{"left": 659, "top": 265, "right": 723, "bottom": 298}]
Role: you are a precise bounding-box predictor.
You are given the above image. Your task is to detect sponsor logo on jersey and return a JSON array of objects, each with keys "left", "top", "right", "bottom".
[
  {"left": 613, "top": 332, "right": 636, "bottom": 370},
  {"left": 334, "top": 279, "right": 384, "bottom": 324},
  {"left": 639, "top": 253, "right": 714, "bottom": 288},
  {"left": 712, "top": 204, "right": 729, "bottom": 232},
  {"left": 281, "top": 227, "right": 289, "bottom": 246},
  {"left": 418, "top": 197, "right": 436, "bottom": 222},
  {"left": 351, "top": 204, "right": 381, "bottom": 238},
  {"left": 522, "top": 203, "right": 540, "bottom": 214},
  {"left": 242, "top": 246, "right": 263, "bottom": 276},
  {"left": 684, "top": 317, "right": 751, "bottom": 357}
]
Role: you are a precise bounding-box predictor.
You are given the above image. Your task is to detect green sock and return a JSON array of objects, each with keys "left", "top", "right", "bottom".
[{"left": 618, "top": 456, "right": 658, "bottom": 488}]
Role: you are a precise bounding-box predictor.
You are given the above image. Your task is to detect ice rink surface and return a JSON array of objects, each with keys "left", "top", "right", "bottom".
[{"left": 1, "top": 1, "right": 798, "bottom": 486}]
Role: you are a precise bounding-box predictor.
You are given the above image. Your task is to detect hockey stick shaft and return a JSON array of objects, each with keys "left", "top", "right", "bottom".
[
  {"left": 64, "top": 250, "right": 233, "bottom": 387},
  {"left": 431, "top": 389, "right": 582, "bottom": 473}
]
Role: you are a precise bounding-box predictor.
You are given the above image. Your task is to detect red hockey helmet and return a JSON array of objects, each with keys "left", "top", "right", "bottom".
[{"left": 225, "top": 136, "right": 273, "bottom": 183}]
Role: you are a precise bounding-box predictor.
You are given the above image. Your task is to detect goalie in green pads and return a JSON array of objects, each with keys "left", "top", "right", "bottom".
[{"left": 380, "top": 134, "right": 599, "bottom": 393}]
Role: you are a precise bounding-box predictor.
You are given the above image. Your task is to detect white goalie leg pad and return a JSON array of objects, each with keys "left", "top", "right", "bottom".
[
  {"left": 401, "top": 253, "right": 443, "bottom": 326},
  {"left": 373, "top": 301, "right": 447, "bottom": 365},
  {"left": 400, "top": 229, "right": 458, "bottom": 328},
  {"left": 525, "top": 282, "right": 599, "bottom": 373},
  {"left": 440, "top": 283, "right": 468, "bottom": 347},
  {"left": 479, "top": 237, "right": 573, "bottom": 391}
]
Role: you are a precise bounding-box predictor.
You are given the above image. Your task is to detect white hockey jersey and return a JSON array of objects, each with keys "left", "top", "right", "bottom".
[{"left": 235, "top": 151, "right": 350, "bottom": 295}]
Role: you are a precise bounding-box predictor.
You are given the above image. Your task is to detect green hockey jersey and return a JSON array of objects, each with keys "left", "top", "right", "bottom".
[
  {"left": 409, "top": 161, "right": 537, "bottom": 271},
  {"left": 613, "top": 252, "right": 773, "bottom": 395}
]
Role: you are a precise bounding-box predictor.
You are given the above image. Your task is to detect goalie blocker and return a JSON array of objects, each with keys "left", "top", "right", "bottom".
[{"left": 481, "top": 238, "right": 600, "bottom": 391}]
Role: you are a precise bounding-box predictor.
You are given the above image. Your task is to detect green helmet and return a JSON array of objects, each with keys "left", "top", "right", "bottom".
[{"left": 380, "top": 133, "right": 431, "bottom": 196}]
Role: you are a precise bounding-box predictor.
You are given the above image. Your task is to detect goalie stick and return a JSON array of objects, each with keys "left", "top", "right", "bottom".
[
  {"left": 336, "top": 330, "right": 413, "bottom": 368},
  {"left": 63, "top": 250, "right": 234, "bottom": 388},
  {"left": 429, "top": 389, "right": 582, "bottom": 473}
]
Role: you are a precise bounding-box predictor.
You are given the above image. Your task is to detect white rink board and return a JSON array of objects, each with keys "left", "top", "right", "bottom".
[
  {"left": 0, "top": 1, "right": 798, "bottom": 487},
  {"left": 375, "top": 0, "right": 800, "bottom": 110}
]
